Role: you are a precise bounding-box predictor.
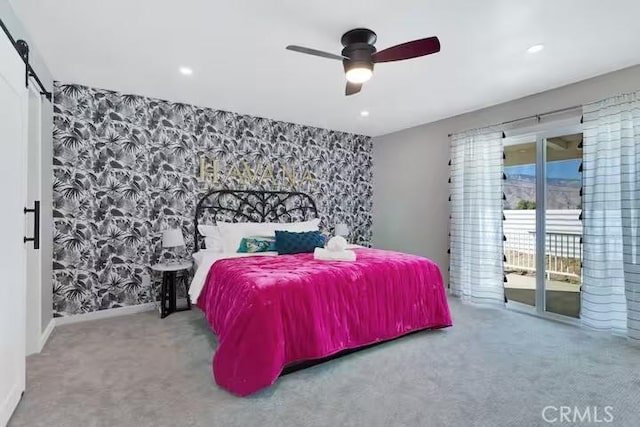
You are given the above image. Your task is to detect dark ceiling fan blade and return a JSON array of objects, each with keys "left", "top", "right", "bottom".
[
  {"left": 372, "top": 36, "right": 440, "bottom": 63},
  {"left": 286, "top": 45, "right": 347, "bottom": 61},
  {"left": 345, "top": 82, "right": 362, "bottom": 96}
]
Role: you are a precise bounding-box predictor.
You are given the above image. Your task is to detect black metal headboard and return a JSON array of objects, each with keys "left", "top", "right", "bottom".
[{"left": 193, "top": 189, "right": 319, "bottom": 251}]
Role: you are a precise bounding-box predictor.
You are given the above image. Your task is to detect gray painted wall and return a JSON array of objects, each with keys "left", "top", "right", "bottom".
[
  {"left": 372, "top": 65, "right": 640, "bottom": 282},
  {"left": 40, "top": 100, "right": 53, "bottom": 332},
  {"left": 1, "top": 0, "right": 54, "bottom": 334}
]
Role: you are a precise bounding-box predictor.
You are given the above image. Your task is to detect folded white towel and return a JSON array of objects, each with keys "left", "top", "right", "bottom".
[
  {"left": 314, "top": 247, "right": 357, "bottom": 262},
  {"left": 326, "top": 236, "right": 348, "bottom": 252}
]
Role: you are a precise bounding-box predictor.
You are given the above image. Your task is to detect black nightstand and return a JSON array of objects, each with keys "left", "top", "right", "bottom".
[{"left": 151, "top": 261, "right": 193, "bottom": 318}]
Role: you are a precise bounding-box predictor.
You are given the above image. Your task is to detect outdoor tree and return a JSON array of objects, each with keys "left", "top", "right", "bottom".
[{"left": 516, "top": 199, "right": 536, "bottom": 210}]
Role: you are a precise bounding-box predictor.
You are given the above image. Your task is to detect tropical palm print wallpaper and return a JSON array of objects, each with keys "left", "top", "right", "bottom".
[{"left": 52, "top": 81, "right": 372, "bottom": 317}]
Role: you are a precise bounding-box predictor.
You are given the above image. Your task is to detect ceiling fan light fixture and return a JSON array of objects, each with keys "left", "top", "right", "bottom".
[
  {"left": 286, "top": 28, "right": 440, "bottom": 95},
  {"left": 345, "top": 64, "right": 373, "bottom": 84}
]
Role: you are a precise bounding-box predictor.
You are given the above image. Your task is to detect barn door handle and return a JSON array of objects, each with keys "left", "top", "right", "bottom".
[{"left": 24, "top": 200, "right": 40, "bottom": 249}]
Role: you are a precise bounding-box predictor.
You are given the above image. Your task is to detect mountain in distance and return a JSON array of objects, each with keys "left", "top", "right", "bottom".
[{"left": 504, "top": 174, "right": 581, "bottom": 209}]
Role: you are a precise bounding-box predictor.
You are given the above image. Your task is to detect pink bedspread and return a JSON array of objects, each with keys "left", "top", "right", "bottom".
[{"left": 197, "top": 248, "right": 452, "bottom": 396}]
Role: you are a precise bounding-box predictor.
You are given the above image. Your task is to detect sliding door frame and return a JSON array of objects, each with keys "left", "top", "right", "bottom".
[
  {"left": 535, "top": 133, "right": 547, "bottom": 312},
  {"left": 504, "top": 123, "right": 583, "bottom": 324}
]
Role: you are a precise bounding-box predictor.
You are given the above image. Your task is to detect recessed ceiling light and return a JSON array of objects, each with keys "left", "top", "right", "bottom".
[
  {"left": 527, "top": 44, "right": 544, "bottom": 54},
  {"left": 360, "top": 111, "right": 370, "bottom": 117},
  {"left": 179, "top": 66, "right": 193, "bottom": 76}
]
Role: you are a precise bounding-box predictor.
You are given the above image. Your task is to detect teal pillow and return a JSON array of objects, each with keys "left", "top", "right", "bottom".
[
  {"left": 275, "top": 230, "right": 326, "bottom": 255},
  {"left": 237, "top": 237, "right": 276, "bottom": 253}
]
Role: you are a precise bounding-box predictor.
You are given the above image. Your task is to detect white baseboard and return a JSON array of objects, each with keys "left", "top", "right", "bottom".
[
  {"left": 38, "top": 318, "right": 55, "bottom": 352},
  {"left": 55, "top": 302, "right": 157, "bottom": 326},
  {"left": 0, "top": 382, "right": 23, "bottom": 427}
]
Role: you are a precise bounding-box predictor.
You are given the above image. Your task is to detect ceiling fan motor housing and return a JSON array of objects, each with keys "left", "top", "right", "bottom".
[
  {"left": 341, "top": 28, "right": 377, "bottom": 74},
  {"left": 341, "top": 28, "right": 377, "bottom": 46}
]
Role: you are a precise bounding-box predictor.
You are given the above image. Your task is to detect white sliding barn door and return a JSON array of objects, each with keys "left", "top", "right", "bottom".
[{"left": 0, "top": 31, "right": 28, "bottom": 426}]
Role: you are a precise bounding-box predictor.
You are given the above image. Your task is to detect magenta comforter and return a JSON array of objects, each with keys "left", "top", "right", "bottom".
[{"left": 197, "top": 248, "right": 452, "bottom": 396}]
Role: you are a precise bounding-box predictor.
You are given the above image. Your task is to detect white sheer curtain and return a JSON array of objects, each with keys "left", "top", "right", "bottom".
[
  {"left": 449, "top": 128, "right": 504, "bottom": 305},
  {"left": 582, "top": 90, "right": 640, "bottom": 341}
]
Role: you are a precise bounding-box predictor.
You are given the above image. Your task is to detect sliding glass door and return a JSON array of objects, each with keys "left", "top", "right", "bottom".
[
  {"left": 504, "top": 139, "right": 538, "bottom": 309},
  {"left": 504, "top": 126, "right": 583, "bottom": 319},
  {"left": 544, "top": 132, "right": 582, "bottom": 318}
]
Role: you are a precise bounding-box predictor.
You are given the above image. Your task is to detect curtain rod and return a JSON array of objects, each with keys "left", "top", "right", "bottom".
[
  {"left": 0, "top": 17, "right": 52, "bottom": 101},
  {"left": 447, "top": 104, "right": 582, "bottom": 137}
]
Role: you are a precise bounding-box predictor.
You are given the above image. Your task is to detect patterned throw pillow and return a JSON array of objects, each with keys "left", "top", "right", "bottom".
[
  {"left": 275, "top": 230, "right": 326, "bottom": 255},
  {"left": 237, "top": 237, "right": 277, "bottom": 253}
]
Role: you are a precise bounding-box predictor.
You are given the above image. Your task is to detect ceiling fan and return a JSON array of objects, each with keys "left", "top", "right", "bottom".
[{"left": 286, "top": 28, "right": 440, "bottom": 96}]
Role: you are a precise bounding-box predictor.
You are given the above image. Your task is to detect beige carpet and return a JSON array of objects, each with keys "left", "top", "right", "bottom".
[{"left": 9, "top": 298, "right": 640, "bottom": 427}]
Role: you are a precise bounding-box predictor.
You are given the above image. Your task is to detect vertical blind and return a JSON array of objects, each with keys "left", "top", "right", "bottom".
[
  {"left": 449, "top": 128, "right": 505, "bottom": 305},
  {"left": 582, "top": 90, "right": 640, "bottom": 341}
]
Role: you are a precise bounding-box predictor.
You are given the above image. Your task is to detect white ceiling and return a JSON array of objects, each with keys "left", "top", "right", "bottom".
[{"left": 10, "top": 0, "right": 640, "bottom": 136}]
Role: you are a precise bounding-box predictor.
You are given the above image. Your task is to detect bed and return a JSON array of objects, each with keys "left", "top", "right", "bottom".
[{"left": 190, "top": 189, "right": 452, "bottom": 396}]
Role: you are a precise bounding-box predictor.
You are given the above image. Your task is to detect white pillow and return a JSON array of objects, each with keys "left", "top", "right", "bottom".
[
  {"left": 273, "top": 218, "right": 320, "bottom": 233},
  {"left": 197, "top": 224, "right": 223, "bottom": 252},
  {"left": 217, "top": 219, "right": 321, "bottom": 253},
  {"left": 216, "top": 222, "right": 270, "bottom": 253}
]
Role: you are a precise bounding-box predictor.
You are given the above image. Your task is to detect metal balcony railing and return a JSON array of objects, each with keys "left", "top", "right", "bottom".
[{"left": 504, "top": 231, "right": 582, "bottom": 280}]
